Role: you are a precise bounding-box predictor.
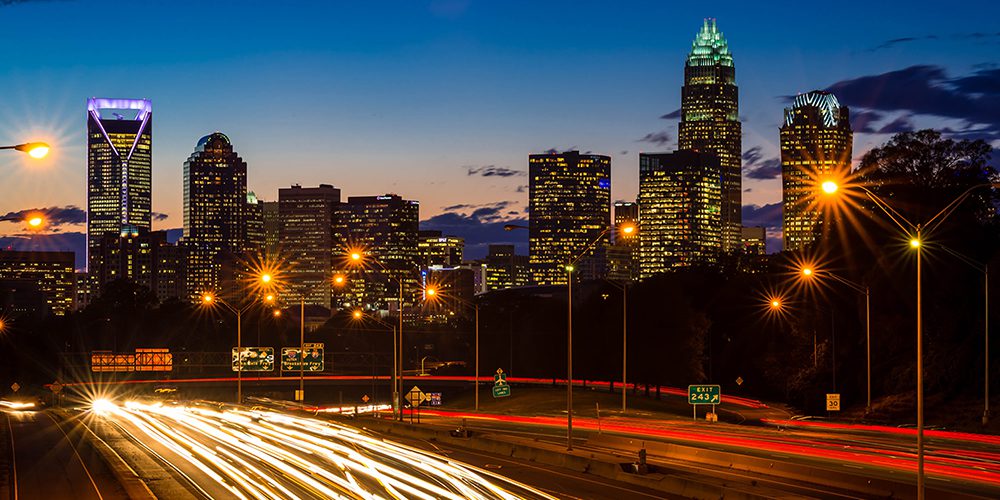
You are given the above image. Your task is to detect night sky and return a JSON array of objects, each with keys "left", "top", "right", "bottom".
[{"left": 1, "top": 0, "right": 998, "bottom": 264}]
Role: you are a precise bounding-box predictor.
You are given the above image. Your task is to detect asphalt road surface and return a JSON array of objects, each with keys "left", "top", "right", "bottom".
[{"left": 4, "top": 408, "right": 128, "bottom": 499}]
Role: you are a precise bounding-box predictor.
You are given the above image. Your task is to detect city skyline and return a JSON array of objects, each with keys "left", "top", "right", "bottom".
[{"left": 1, "top": 1, "right": 998, "bottom": 262}]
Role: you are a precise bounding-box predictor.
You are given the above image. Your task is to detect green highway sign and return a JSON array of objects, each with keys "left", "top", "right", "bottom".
[
  {"left": 281, "top": 343, "right": 325, "bottom": 372},
  {"left": 232, "top": 347, "right": 274, "bottom": 372},
  {"left": 492, "top": 384, "right": 510, "bottom": 398},
  {"left": 688, "top": 384, "right": 721, "bottom": 405}
]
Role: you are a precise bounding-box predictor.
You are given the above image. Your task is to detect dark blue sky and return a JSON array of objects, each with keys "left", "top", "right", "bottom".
[{"left": 1, "top": 0, "right": 998, "bottom": 260}]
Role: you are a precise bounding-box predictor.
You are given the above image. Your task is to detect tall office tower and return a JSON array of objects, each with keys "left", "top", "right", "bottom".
[
  {"left": 781, "top": 91, "right": 853, "bottom": 251},
  {"left": 607, "top": 201, "right": 640, "bottom": 281},
  {"left": 279, "top": 184, "right": 342, "bottom": 309},
  {"left": 262, "top": 201, "right": 280, "bottom": 256},
  {"left": 417, "top": 230, "right": 464, "bottom": 268},
  {"left": 246, "top": 192, "right": 265, "bottom": 253},
  {"left": 677, "top": 19, "right": 741, "bottom": 253},
  {"left": 638, "top": 151, "right": 722, "bottom": 277},
  {"left": 94, "top": 230, "right": 186, "bottom": 302},
  {"left": 333, "top": 194, "right": 420, "bottom": 311},
  {"left": 0, "top": 250, "right": 76, "bottom": 315},
  {"left": 528, "top": 151, "right": 611, "bottom": 285},
  {"left": 87, "top": 98, "right": 153, "bottom": 272},
  {"left": 181, "top": 132, "right": 249, "bottom": 298},
  {"left": 484, "top": 244, "right": 530, "bottom": 291}
]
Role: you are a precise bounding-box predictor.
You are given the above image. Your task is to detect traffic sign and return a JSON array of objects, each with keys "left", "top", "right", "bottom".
[
  {"left": 362, "top": 394, "right": 370, "bottom": 403},
  {"left": 50, "top": 381, "right": 63, "bottom": 394},
  {"left": 494, "top": 368, "right": 507, "bottom": 382},
  {"left": 492, "top": 384, "right": 511, "bottom": 398},
  {"left": 232, "top": 347, "right": 274, "bottom": 372},
  {"left": 826, "top": 393, "right": 841, "bottom": 411},
  {"left": 10, "top": 383, "right": 19, "bottom": 393},
  {"left": 428, "top": 392, "right": 442, "bottom": 406},
  {"left": 735, "top": 376, "right": 744, "bottom": 386},
  {"left": 688, "top": 384, "right": 721, "bottom": 404},
  {"left": 407, "top": 386, "right": 429, "bottom": 407},
  {"left": 281, "top": 343, "right": 324, "bottom": 372}
]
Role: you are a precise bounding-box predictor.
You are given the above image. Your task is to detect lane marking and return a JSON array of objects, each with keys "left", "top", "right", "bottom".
[
  {"left": 5, "top": 412, "right": 17, "bottom": 500},
  {"left": 46, "top": 412, "right": 104, "bottom": 500}
]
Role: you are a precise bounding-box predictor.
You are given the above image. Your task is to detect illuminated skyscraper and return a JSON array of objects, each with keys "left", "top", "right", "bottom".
[
  {"left": 0, "top": 250, "right": 76, "bottom": 315},
  {"left": 417, "top": 230, "right": 464, "bottom": 268},
  {"left": 677, "top": 19, "right": 741, "bottom": 253},
  {"left": 608, "top": 201, "right": 639, "bottom": 281},
  {"left": 279, "top": 184, "right": 341, "bottom": 308},
  {"left": 333, "top": 194, "right": 420, "bottom": 311},
  {"left": 528, "top": 151, "right": 611, "bottom": 285},
  {"left": 181, "top": 132, "right": 250, "bottom": 297},
  {"left": 638, "top": 151, "right": 721, "bottom": 277},
  {"left": 781, "top": 91, "right": 853, "bottom": 251},
  {"left": 87, "top": 98, "right": 152, "bottom": 272}
]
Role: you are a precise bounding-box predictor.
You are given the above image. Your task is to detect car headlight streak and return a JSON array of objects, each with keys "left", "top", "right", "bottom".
[{"left": 92, "top": 400, "right": 555, "bottom": 500}]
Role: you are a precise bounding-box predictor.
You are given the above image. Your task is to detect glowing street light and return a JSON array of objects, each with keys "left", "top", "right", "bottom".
[
  {"left": 801, "top": 267, "right": 812, "bottom": 277},
  {"left": 770, "top": 298, "right": 782, "bottom": 309},
  {"left": 1, "top": 142, "right": 50, "bottom": 159},
  {"left": 423, "top": 285, "right": 481, "bottom": 410},
  {"left": 817, "top": 178, "right": 1000, "bottom": 499},
  {"left": 261, "top": 273, "right": 272, "bottom": 284},
  {"left": 821, "top": 180, "right": 838, "bottom": 194}
]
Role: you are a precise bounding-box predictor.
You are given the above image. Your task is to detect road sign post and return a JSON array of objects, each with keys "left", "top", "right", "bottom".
[
  {"left": 826, "top": 393, "right": 841, "bottom": 412},
  {"left": 688, "top": 384, "right": 721, "bottom": 422},
  {"left": 407, "top": 386, "right": 429, "bottom": 423},
  {"left": 492, "top": 368, "right": 511, "bottom": 398},
  {"left": 281, "top": 343, "right": 324, "bottom": 372},
  {"left": 232, "top": 347, "right": 274, "bottom": 372}
]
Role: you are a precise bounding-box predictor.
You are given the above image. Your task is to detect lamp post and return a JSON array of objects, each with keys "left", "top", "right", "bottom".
[
  {"left": 505, "top": 221, "right": 635, "bottom": 451},
  {"left": 821, "top": 179, "right": 1000, "bottom": 499},
  {"left": 424, "top": 286, "right": 481, "bottom": 410},
  {"left": 346, "top": 250, "right": 417, "bottom": 421},
  {"left": 0, "top": 142, "right": 50, "bottom": 159},
  {"left": 352, "top": 309, "right": 397, "bottom": 412},
  {"left": 800, "top": 266, "right": 872, "bottom": 413},
  {"left": 201, "top": 285, "right": 275, "bottom": 403},
  {"left": 936, "top": 245, "right": 990, "bottom": 425}
]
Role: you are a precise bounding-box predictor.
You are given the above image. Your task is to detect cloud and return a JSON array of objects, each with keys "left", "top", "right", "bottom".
[
  {"left": 466, "top": 165, "right": 525, "bottom": 178},
  {"left": 515, "top": 185, "right": 527, "bottom": 193},
  {"left": 660, "top": 109, "right": 681, "bottom": 120},
  {"left": 152, "top": 212, "right": 169, "bottom": 221},
  {"left": 0, "top": 232, "right": 87, "bottom": 269},
  {"left": 742, "top": 203, "right": 782, "bottom": 231},
  {"left": 620, "top": 150, "right": 629, "bottom": 155},
  {"left": 825, "top": 65, "right": 1000, "bottom": 129},
  {"left": 851, "top": 110, "right": 883, "bottom": 133},
  {"left": 741, "top": 146, "right": 782, "bottom": 180},
  {"left": 1, "top": 205, "right": 86, "bottom": 228},
  {"left": 868, "top": 32, "right": 1000, "bottom": 52},
  {"left": 421, "top": 202, "right": 527, "bottom": 259},
  {"left": 636, "top": 131, "right": 672, "bottom": 147},
  {"left": 876, "top": 115, "right": 916, "bottom": 134},
  {"left": 543, "top": 148, "right": 559, "bottom": 154}
]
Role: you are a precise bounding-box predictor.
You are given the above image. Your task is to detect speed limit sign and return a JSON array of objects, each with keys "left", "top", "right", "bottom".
[{"left": 826, "top": 393, "right": 841, "bottom": 411}]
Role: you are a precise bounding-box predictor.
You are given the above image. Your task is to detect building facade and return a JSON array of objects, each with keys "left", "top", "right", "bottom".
[
  {"left": 781, "top": 91, "right": 853, "bottom": 251},
  {"left": 278, "top": 184, "right": 342, "bottom": 308},
  {"left": 93, "top": 230, "right": 186, "bottom": 302},
  {"left": 0, "top": 250, "right": 76, "bottom": 315},
  {"left": 418, "top": 231, "right": 464, "bottom": 268},
  {"left": 484, "top": 244, "right": 530, "bottom": 291},
  {"left": 262, "top": 201, "right": 280, "bottom": 256},
  {"left": 638, "top": 151, "right": 722, "bottom": 277},
  {"left": 87, "top": 98, "right": 153, "bottom": 273},
  {"left": 333, "top": 194, "right": 420, "bottom": 311},
  {"left": 677, "top": 20, "right": 741, "bottom": 253},
  {"left": 528, "top": 151, "right": 611, "bottom": 285},
  {"left": 740, "top": 226, "right": 767, "bottom": 256},
  {"left": 608, "top": 201, "right": 640, "bottom": 281},
  {"left": 181, "top": 132, "right": 251, "bottom": 298}
]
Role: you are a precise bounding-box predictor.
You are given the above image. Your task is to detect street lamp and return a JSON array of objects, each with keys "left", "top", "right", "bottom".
[
  {"left": 424, "top": 284, "right": 481, "bottom": 410},
  {"left": 200, "top": 273, "right": 276, "bottom": 403},
  {"left": 351, "top": 308, "right": 398, "bottom": 412},
  {"left": 799, "top": 265, "right": 872, "bottom": 413},
  {"left": 1, "top": 142, "right": 50, "bottom": 159},
  {"left": 505, "top": 221, "right": 636, "bottom": 451},
  {"left": 345, "top": 248, "right": 415, "bottom": 421},
  {"left": 820, "top": 179, "right": 1000, "bottom": 498}
]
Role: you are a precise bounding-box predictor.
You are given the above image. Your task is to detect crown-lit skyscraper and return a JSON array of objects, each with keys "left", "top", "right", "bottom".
[
  {"left": 181, "top": 132, "right": 250, "bottom": 297},
  {"left": 677, "top": 20, "right": 741, "bottom": 253},
  {"left": 86, "top": 98, "right": 153, "bottom": 272},
  {"left": 528, "top": 151, "right": 611, "bottom": 285},
  {"left": 781, "top": 91, "right": 853, "bottom": 251}
]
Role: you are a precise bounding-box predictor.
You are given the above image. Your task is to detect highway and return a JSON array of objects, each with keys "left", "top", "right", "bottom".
[
  {"left": 91, "top": 399, "right": 558, "bottom": 499},
  {"left": 403, "top": 408, "right": 1000, "bottom": 498},
  {"left": 2, "top": 407, "right": 128, "bottom": 499}
]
